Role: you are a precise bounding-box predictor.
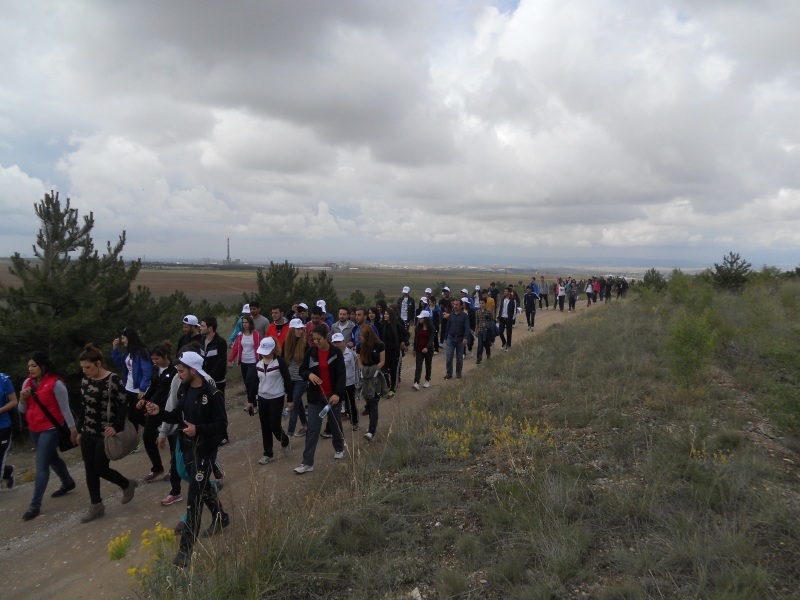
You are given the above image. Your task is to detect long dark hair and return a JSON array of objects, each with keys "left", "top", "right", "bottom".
[
  {"left": 122, "top": 327, "right": 149, "bottom": 360},
  {"left": 28, "top": 350, "right": 59, "bottom": 378},
  {"left": 418, "top": 316, "right": 432, "bottom": 331},
  {"left": 367, "top": 307, "right": 379, "bottom": 324}
]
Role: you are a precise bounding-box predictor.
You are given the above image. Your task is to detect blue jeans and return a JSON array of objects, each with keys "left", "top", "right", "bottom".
[
  {"left": 302, "top": 401, "right": 344, "bottom": 466},
  {"left": 446, "top": 336, "right": 465, "bottom": 377},
  {"left": 287, "top": 380, "right": 308, "bottom": 435},
  {"left": 29, "top": 428, "right": 74, "bottom": 509}
]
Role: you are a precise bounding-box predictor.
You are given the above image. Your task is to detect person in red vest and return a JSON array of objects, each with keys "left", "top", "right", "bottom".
[{"left": 265, "top": 305, "right": 290, "bottom": 348}]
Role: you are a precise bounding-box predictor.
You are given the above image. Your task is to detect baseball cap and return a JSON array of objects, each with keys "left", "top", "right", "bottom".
[
  {"left": 425, "top": 287, "right": 432, "bottom": 294},
  {"left": 182, "top": 315, "right": 199, "bottom": 326},
  {"left": 474, "top": 285, "right": 481, "bottom": 290},
  {"left": 442, "top": 286, "right": 450, "bottom": 292},
  {"left": 418, "top": 310, "right": 431, "bottom": 319},
  {"left": 289, "top": 318, "right": 305, "bottom": 329},
  {"left": 257, "top": 337, "right": 276, "bottom": 356},
  {"left": 461, "top": 288, "right": 469, "bottom": 294},
  {"left": 402, "top": 286, "right": 410, "bottom": 294},
  {"left": 297, "top": 302, "right": 309, "bottom": 311},
  {"left": 316, "top": 300, "right": 326, "bottom": 309},
  {"left": 177, "top": 351, "right": 209, "bottom": 379},
  {"left": 331, "top": 332, "right": 345, "bottom": 343},
  {"left": 241, "top": 303, "right": 250, "bottom": 314}
]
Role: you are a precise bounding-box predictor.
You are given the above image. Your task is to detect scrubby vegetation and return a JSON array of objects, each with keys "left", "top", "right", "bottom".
[{"left": 141, "top": 271, "right": 800, "bottom": 599}]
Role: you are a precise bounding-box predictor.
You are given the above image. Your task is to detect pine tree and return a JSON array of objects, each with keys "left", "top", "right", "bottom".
[
  {"left": 0, "top": 191, "right": 140, "bottom": 381},
  {"left": 641, "top": 268, "right": 668, "bottom": 293},
  {"left": 710, "top": 252, "right": 751, "bottom": 292}
]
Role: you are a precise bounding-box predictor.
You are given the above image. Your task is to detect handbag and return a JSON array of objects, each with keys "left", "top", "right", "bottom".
[
  {"left": 30, "top": 390, "right": 76, "bottom": 452},
  {"left": 103, "top": 376, "right": 139, "bottom": 461}
]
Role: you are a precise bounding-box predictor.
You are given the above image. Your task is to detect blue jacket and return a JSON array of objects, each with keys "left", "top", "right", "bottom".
[
  {"left": 229, "top": 316, "right": 243, "bottom": 344},
  {"left": 111, "top": 348, "right": 152, "bottom": 392}
]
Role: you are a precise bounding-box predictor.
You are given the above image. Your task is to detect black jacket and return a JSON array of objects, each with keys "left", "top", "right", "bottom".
[
  {"left": 378, "top": 319, "right": 409, "bottom": 351},
  {"left": 141, "top": 362, "right": 177, "bottom": 408},
  {"left": 177, "top": 332, "right": 202, "bottom": 353},
  {"left": 160, "top": 377, "right": 226, "bottom": 458},
  {"left": 201, "top": 333, "right": 228, "bottom": 383},
  {"left": 523, "top": 291, "right": 538, "bottom": 312},
  {"left": 396, "top": 296, "right": 415, "bottom": 323},
  {"left": 300, "top": 345, "right": 346, "bottom": 406},
  {"left": 498, "top": 296, "right": 518, "bottom": 320},
  {"left": 463, "top": 302, "right": 476, "bottom": 330}
]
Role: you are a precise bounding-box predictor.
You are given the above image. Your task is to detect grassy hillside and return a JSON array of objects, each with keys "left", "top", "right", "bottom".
[{"left": 142, "top": 279, "right": 800, "bottom": 599}]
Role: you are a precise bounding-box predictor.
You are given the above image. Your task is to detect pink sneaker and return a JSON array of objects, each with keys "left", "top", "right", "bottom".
[
  {"left": 163, "top": 473, "right": 170, "bottom": 482},
  {"left": 161, "top": 494, "right": 183, "bottom": 506},
  {"left": 144, "top": 470, "right": 165, "bottom": 483}
]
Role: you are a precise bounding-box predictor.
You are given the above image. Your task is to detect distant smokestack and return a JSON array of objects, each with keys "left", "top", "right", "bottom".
[{"left": 227, "top": 238, "right": 230, "bottom": 263}]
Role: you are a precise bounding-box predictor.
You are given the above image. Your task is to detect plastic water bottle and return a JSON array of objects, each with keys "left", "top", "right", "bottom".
[
  {"left": 281, "top": 406, "right": 290, "bottom": 418},
  {"left": 319, "top": 403, "right": 331, "bottom": 418}
]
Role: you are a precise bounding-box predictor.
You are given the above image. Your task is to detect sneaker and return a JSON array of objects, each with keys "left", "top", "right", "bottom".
[
  {"left": 434, "top": 350, "right": 439, "bottom": 355},
  {"left": 363, "top": 432, "right": 373, "bottom": 442},
  {"left": 173, "top": 551, "right": 190, "bottom": 568},
  {"left": 175, "top": 521, "right": 187, "bottom": 535},
  {"left": 243, "top": 405, "right": 249, "bottom": 412},
  {"left": 130, "top": 444, "right": 141, "bottom": 454},
  {"left": 4, "top": 465, "right": 15, "bottom": 489},
  {"left": 161, "top": 494, "right": 183, "bottom": 506},
  {"left": 456, "top": 374, "right": 462, "bottom": 379},
  {"left": 200, "top": 513, "right": 230, "bottom": 538},
  {"left": 444, "top": 375, "right": 452, "bottom": 380},
  {"left": 412, "top": 382, "right": 419, "bottom": 391},
  {"left": 469, "top": 351, "right": 474, "bottom": 357},
  {"left": 163, "top": 473, "right": 171, "bottom": 482},
  {"left": 320, "top": 431, "right": 333, "bottom": 439},
  {"left": 121, "top": 480, "right": 138, "bottom": 504},
  {"left": 294, "top": 463, "right": 314, "bottom": 474},
  {"left": 220, "top": 438, "right": 229, "bottom": 445},
  {"left": 423, "top": 381, "right": 430, "bottom": 388},
  {"left": 387, "top": 390, "right": 395, "bottom": 399},
  {"left": 352, "top": 424, "right": 359, "bottom": 431},
  {"left": 476, "top": 360, "right": 482, "bottom": 365},
  {"left": 282, "top": 441, "right": 291, "bottom": 455},
  {"left": 341, "top": 412, "right": 350, "bottom": 421},
  {"left": 259, "top": 455, "right": 275, "bottom": 465},
  {"left": 144, "top": 470, "right": 165, "bottom": 483},
  {"left": 22, "top": 506, "right": 40, "bottom": 521},
  {"left": 80, "top": 502, "right": 105, "bottom": 523},
  {"left": 294, "top": 427, "right": 307, "bottom": 437},
  {"left": 51, "top": 481, "right": 76, "bottom": 498},
  {"left": 334, "top": 451, "right": 344, "bottom": 459},
  {"left": 501, "top": 345, "right": 507, "bottom": 351}
]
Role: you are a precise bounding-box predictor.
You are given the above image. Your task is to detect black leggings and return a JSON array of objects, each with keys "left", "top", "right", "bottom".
[
  {"left": 80, "top": 434, "right": 130, "bottom": 505},
  {"left": 414, "top": 350, "right": 433, "bottom": 383},
  {"left": 257, "top": 395, "right": 289, "bottom": 458},
  {"left": 558, "top": 296, "right": 565, "bottom": 311},
  {"left": 383, "top": 348, "right": 401, "bottom": 391}
]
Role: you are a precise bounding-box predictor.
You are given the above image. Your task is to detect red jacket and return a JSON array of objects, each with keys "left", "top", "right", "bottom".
[
  {"left": 23, "top": 373, "right": 67, "bottom": 433},
  {"left": 228, "top": 331, "right": 262, "bottom": 365},
  {"left": 265, "top": 320, "right": 290, "bottom": 348}
]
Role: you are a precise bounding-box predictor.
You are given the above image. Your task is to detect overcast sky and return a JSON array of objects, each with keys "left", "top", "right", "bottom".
[{"left": 1, "top": 0, "right": 799, "bottom": 268}]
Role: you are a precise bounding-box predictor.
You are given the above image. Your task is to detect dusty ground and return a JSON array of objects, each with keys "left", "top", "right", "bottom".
[{"left": 0, "top": 305, "right": 581, "bottom": 599}]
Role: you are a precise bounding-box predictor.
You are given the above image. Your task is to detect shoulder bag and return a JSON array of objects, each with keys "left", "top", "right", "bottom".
[
  {"left": 103, "top": 376, "right": 139, "bottom": 461},
  {"left": 30, "top": 390, "right": 76, "bottom": 452}
]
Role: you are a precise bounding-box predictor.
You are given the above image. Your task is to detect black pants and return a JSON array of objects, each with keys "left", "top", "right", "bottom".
[
  {"left": 540, "top": 293, "right": 549, "bottom": 309},
  {"left": 592, "top": 292, "right": 598, "bottom": 303},
  {"left": 0, "top": 427, "right": 12, "bottom": 481},
  {"left": 558, "top": 296, "right": 565, "bottom": 311},
  {"left": 383, "top": 348, "right": 401, "bottom": 392},
  {"left": 569, "top": 295, "right": 576, "bottom": 311},
  {"left": 525, "top": 309, "right": 536, "bottom": 328},
  {"left": 344, "top": 385, "right": 358, "bottom": 425},
  {"left": 80, "top": 433, "right": 130, "bottom": 505},
  {"left": 477, "top": 333, "right": 491, "bottom": 361},
  {"left": 439, "top": 319, "right": 448, "bottom": 345},
  {"left": 366, "top": 398, "right": 380, "bottom": 435},
  {"left": 142, "top": 412, "right": 164, "bottom": 472},
  {"left": 126, "top": 391, "right": 144, "bottom": 433},
  {"left": 167, "top": 434, "right": 182, "bottom": 496},
  {"left": 498, "top": 318, "right": 513, "bottom": 348},
  {"left": 414, "top": 350, "right": 432, "bottom": 383},
  {"left": 257, "top": 395, "right": 289, "bottom": 458},
  {"left": 433, "top": 323, "right": 441, "bottom": 351},
  {"left": 215, "top": 381, "right": 228, "bottom": 441},
  {"left": 180, "top": 448, "right": 226, "bottom": 555}
]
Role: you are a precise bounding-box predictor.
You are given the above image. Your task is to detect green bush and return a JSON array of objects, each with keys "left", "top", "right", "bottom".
[{"left": 664, "top": 311, "right": 718, "bottom": 386}]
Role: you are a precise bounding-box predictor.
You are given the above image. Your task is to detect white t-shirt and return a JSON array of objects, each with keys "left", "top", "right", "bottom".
[
  {"left": 125, "top": 354, "right": 139, "bottom": 393},
  {"left": 240, "top": 334, "right": 256, "bottom": 364}
]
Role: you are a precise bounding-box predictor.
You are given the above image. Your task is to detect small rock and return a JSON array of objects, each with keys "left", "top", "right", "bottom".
[{"left": 410, "top": 587, "right": 423, "bottom": 600}]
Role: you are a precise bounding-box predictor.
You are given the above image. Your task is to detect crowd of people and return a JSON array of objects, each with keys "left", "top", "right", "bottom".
[{"left": 0, "top": 276, "right": 632, "bottom": 567}]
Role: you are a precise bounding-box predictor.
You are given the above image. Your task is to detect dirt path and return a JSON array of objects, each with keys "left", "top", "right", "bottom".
[{"left": 0, "top": 303, "right": 588, "bottom": 599}]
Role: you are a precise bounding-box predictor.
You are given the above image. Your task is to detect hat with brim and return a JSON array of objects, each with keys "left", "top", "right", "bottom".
[
  {"left": 177, "top": 351, "right": 210, "bottom": 380},
  {"left": 257, "top": 337, "right": 276, "bottom": 356},
  {"left": 425, "top": 288, "right": 432, "bottom": 294},
  {"left": 402, "top": 286, "right": 410, "bottom": 294},
  {"left": 474, "top": 285, "right": 481, "bottom": 290},
  {"left": 298, "top": 303, "right": 308, "bottom": 311},
  {"left": 316, "top": 300, "right": 326, "bottom": 309},
  {"left": 242, "top": 304, "right": 250, "bottom": 314},
  {"left": 331, "top": 332, "right": 345, "bottom": 343},
  {"left": 289, "top": 318, "right": 305, "bottom": 329},
  {"left": 461, "top": 288, "right": 469, "bottom": 294},
  {"left": 183, "top": 314, "right": 199, "bottom": 326},
  {"left": 442, "top": 286, "right": 450, "bottom": 292},
  {"left": 418, "top": 310, "right": 431, "bottom": 319}
]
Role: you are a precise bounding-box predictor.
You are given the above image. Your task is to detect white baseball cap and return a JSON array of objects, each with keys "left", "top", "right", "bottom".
[
  {"left": 425, "top": 287, "right": 432, "bottom": 294},
  {"left": 402, "top": 286, "right": 410, "bottom": 294},
  {"left": 177, "top": 351, "right": 209, "bottom": 379},
  {"left": 418, "top": 310, "right": 431, "bottom": 319},
  {"left": 297, "top": 303, "right": 308, "bottom": 311},
  {"left": 257, "top": 337, "right": 276, "bottom": 355},
  {"left": 442, "top": 286, "right": 450, "bottom": 292},
  {"left": 331, "top": 332, "right": 345, "bottom": 343},
  {"left": 182, "top": 315, "right": 199, "bottom": 326},
  {"left": 474, "top": 285, "right": 481, "bottom": 290},
  {"left": 461, "top": 288, "right": 469, "bottom": 294},
  {"left": 316, "top": 300, "right": 326, "bottom": 309},
  {"left": 289, "top": 318, "right": 305, "bottom": 329},
  {"left": 241, "top": 303, "right": 250, "bottom": 314}
]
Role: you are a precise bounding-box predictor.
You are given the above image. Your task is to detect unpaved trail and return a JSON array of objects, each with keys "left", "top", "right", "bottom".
[{"left": 0, "top": 304, "right": 587, "bottom": 599}]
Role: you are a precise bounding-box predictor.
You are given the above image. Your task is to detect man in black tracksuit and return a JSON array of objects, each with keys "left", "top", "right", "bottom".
[
  {"left": 146, "top": 351, "right": 229, "bottom": 567},
  {"left": 523, "top": 286, "right": 538, "bottom": 332},
  {"left": 178, "top": 315, "right": 203, "bottom": 351},
  {"left": 200, "top": 316, "right": 229, "bottom": 443}
]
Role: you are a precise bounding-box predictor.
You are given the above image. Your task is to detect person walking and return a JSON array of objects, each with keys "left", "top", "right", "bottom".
[
  {"left": 294, "top": 324, "right": 347, "bottom": 474},
  {"left": 474, "top": 297, "right": 495, "bottom": 364},
  {"left": 0, "top": 372, "right": 18, "bottom": 490},
  {"left": 178, "top": 315, "right": 202, "bottom": 350},
  {"left": 498, "top": 287, "right": 517, "bottom": 351},
  {"left": 137, "top": 341, "right": 177, "bottom": 482},
  {"left": 568, "top": 278, "right": 578, "bottom": 312},
  {"left": 76, "top": 344, "right": 138, "bottom": 523},
  {"left": 111, "top": 327, "right": 151, "bottom": 439},
  {"left": 200, "top": 316, "right": 229, "bottom": 443},
  {"left": 331, "top": 307, "right": 356, "bottom": 346},
  {"left": 228, "top": 314, "right": 261, "bottom": 409},
  {"left": 605, "top": 276, "right": 613, "bottom": 303},
  {"left": 397, "top": 286, "right": 415, "bottom": 330},
  {"left": 378, "top": 306, "right": 407, "bottom": 397},
  {"left": 356, "top": 325, "right": 385, "bottom": 441},
  {"left": 332, "top": 333, "right": 360, "bottom": 431},
  {"left": 145, "top": 351, "right": 230, "bottom": 567},
  {"left": 17, "top": 351, "right": 78, "bottom": 521},
  {"left": 412, "top": 310, "right": 434, "bottom": 390},
  {"left": 593, "top": 277, "right": 601, "bottom": 304},
  {"left": 557, "top": 278, "right": 566, "bottom": 312},
  {"left": 247, "top": 337, "right": 292, "bottom": 465},
  {"left": 523, "top": 285, "right": 538, "bottom": 331},
  {"left": 539, "top": 277, "right": 549, "bottom": 310},
  {"left": 284, "top": 318, "right": 309, "bottom": 438},
  {"left": 444, "top": 298, "right": 470, "bottom": 379},
  {"left": 265, "top": 304, "right": 289, "bottom": 348},
  {"left": 438, "top": 287, "right": 452, "bottom": 346},
  {"left": 306, "top": 307, "right": 331, "bottom": 345},
  {"left": 586, "top": 278, "right": 594, "bottom": 306},
  {"left": 227, "top": 304, "right": 253, "bottom": 345}
]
